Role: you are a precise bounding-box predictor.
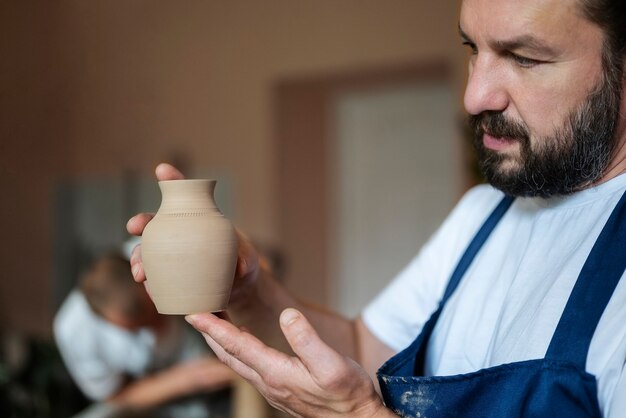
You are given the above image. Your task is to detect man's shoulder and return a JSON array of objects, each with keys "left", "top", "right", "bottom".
[
  {"left": 55, "top": 290, "right": 93, "bottom": 324},
  {"left": 53, "top": 290, "right": 100, "bottom": 346}
]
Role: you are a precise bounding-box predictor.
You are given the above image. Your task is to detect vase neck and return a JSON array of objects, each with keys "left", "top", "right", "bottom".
[{"left": 157, "top": 179, "right": 219, "bottom": 213}]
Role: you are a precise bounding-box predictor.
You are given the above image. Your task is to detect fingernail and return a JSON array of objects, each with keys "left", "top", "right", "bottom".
[
  {"left": 185, "top": 315, "right": 197, "bottom": 326},
  {"left": 280, "top": 308, "right": 299, "bottom": 326},
  {"left": 131, "top": 264, "right": 140, "bottom": 278}
]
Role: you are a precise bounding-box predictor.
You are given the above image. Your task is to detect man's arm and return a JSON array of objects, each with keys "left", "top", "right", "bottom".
[
  {"left": 226, "top": 251, "right": 395, "bottom": 383},
  {"left": 108, "top": 356, "right": 234, "bottom": 410},
  {"left": 127, "top": 163, "right": 398, "bottom": 416},
  {"left": 356, "top": 317, "right": 396, "bottom": 390},
  {"left": 127, "top": 163, "right": 395, "bottom": 377}
]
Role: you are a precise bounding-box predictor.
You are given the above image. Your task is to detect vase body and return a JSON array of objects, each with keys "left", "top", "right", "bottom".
[{"left": 141, "top": 179, "right": 237, "bottom": 314}]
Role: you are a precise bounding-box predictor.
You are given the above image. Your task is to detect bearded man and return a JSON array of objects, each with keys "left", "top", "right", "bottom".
[{"left": 128, "top": 0, "right": 626, "bottom": 416}]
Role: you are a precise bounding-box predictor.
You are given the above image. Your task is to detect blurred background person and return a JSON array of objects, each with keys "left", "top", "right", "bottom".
[{"left": 54, "top": 252, "right": 234, "bottom": 418}]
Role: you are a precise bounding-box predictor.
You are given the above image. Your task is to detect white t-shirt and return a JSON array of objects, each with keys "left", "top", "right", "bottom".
[
  {"left": 363, "top": 173, "right": 626, "bottom": 418},
  {"left": 54, "top": 289, "right": 208, "bottom": 401}
]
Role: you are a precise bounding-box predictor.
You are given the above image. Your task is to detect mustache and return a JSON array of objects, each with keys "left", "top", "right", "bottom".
[{"left": 468, "top": 112, "right": 530, "bottom": 142}]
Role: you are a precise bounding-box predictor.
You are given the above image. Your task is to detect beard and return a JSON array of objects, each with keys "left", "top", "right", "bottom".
[{"left": 468, "top": 65, "right": 622, "bottom": 198}]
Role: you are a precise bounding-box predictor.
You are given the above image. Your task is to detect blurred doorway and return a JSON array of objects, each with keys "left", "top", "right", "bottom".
[{"left": 275, "top": 62, "right": 463, "bottom": 316}]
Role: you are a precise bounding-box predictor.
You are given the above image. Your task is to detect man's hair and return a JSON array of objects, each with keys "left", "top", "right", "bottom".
[
  {"left": 80, "top": 252, "right": 145, "bottom": 320},
  {"left": 580, "top": 0, "right": 626, "bottom": 74}
]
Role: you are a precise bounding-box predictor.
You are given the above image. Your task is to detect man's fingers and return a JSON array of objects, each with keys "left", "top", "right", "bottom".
[
  {"left": 131, "top": 262, "right": 145, "bottom": 283},
  {"left": 279, "top": 308, "right": 344, "bottom": 379},
  {"left": 215, "top": 310, "right": 232, "bottom": 322},
  {"left": 129, "top": 244, "right": 146, "bottom": 282},
  {"left": 186, "top": 313, "right": 287, "bottom": 377},
  {"left": 125, "top": 163, "right": 183, "bottom": 282},
  {"left": 126, "top": 213, "right": 155, "bottom": 236},
  {"left": 127, "top": 163, "right": 183, "bottom": 236},
  {"left": 155, "top": 163, "right": 185, "bottom": 181},
  {"left": 198, "top": 327, "right": 263, "bottom": 385},
  {"left": 235, "top": 229, "right": 259, "bottom": 278}
]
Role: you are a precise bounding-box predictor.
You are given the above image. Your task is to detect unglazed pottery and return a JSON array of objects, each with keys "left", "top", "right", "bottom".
[{"left": 141, "top": 179, "right": 237, "bottom": 314}]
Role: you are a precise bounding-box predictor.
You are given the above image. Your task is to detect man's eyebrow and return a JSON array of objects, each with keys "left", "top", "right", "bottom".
[
  {"left": 458, "top": 24, "right": 557, "bottom": 56},
  {"left": 493, "top": 35, "right": 557, "bottom": 56}
]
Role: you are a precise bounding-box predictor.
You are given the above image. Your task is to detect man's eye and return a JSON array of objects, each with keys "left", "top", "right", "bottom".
[
  {"left": 462, "top": 41, "right": 478, "bottom": 55},
  {"left": 510, "top": 52, "right": 541, "bottom": 68}
]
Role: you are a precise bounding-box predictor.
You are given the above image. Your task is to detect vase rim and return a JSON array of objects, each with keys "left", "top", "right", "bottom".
[{"left": 158, "top": 179, "right": 216, "bottom": 184}]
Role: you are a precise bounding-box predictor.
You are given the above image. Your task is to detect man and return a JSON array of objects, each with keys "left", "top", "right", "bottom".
[
  {"left": 128, "top": 0, "right": 626, "bottom": 416},
  {"left": 54, "top": 253, "right": 234, "bottom": 417}
]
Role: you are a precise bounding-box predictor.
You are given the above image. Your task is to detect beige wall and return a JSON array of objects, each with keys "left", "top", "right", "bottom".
[
  {"left": 0, "top": 1, "right": 69, "bottom": 336},
  {"left": 1, "top": 0, "right": 465, "bottom": 337}
]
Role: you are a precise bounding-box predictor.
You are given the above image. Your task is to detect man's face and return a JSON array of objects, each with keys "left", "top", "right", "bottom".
[{"left": 460, "top": 0, "right": 623, "bottom": 197}]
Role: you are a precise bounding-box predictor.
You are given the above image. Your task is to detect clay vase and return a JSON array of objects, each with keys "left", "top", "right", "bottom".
[{"left": 141, "top": 179, "right": 237, "bottom": 314}]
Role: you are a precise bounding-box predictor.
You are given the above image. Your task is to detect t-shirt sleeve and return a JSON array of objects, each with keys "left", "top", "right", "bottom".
[{"left": 361, "top": 184, "right": 504, "bottom": 353}]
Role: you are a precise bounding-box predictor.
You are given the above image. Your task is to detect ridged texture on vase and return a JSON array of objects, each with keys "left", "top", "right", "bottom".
[{"left": 141, "top": 179, "right": 237, "bottom": 314}]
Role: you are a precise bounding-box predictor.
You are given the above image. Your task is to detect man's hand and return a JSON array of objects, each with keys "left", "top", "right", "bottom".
[
  {"left": 125, "top": 164, "right": 393, "bottom": 417},
  {"left": 186, "top": 308, "right": 393, "bottom": 418},
  {"left": 126, "top": 163, "right": 261, "bottom": 306},
  {"left": 127, "top": 163, "right": 184, "bottom": 284}
]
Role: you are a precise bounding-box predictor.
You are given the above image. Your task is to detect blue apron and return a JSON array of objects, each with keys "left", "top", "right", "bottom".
[{"left": 377, "top": 190, "right": 626, "bottom": 417}]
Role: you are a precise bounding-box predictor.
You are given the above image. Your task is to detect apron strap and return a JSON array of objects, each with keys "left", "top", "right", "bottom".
[
  {"left": 545, "top": 189, "right": 626, "bottom": 367},
  {"left": 414, "top": 194, "right": 514, "bottom": 374},
  {"left": 440, "top": 195, "right": 515, "bottom": 303}
]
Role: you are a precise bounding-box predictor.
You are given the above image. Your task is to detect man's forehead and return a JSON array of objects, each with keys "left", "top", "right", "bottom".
[{"left": 460, "top": 0, "right": 584, "bottom": 42}]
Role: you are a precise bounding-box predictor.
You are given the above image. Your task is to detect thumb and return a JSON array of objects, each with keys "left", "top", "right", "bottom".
[
  {"left": 279, "top": 308, "right": 344, "bottom": 374},
  {"left": 155, "top": 163, "right": 185, "bottom": 181}
]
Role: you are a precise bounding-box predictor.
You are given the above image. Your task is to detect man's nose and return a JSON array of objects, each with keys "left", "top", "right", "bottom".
[{"left": 464, "top": 55, "right": 509, "bottom": 116}]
